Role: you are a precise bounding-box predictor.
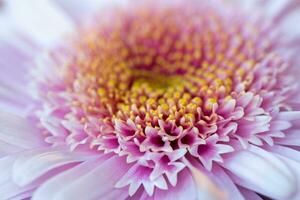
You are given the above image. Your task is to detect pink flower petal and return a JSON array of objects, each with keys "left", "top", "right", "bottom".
[{"left": 238, "top": 187, "right": 262, "bottom": 200}]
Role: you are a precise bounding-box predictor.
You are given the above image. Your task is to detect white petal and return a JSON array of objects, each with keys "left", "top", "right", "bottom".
[
  {"left": 0, "top": 140, "right": 24, "bottom": 156},
  {"left": 222, "top": 147, "right": 296, "bottom": 199},
  {"left": 275, "top": 7, "right": 300, "bottom": 40},
  {"left": 265, "top": 145, "right": 300, "bottom": 163},
  {"left": 12, "top": 148, "right": 93, "bottom": 186},
  {"left": 0, "top": 156, "right": 15, "bottom": 185},
  {"left": 0, "top": 112, "right": 45, "bottom": 148},
  {"left": 154, "top": 169, "right": 197, "bottom": 200},
  {"left": 0, "top": 156, "right": 34, "bottom": 199},
  {"left": 248, "top": 145, "right": 294, "bottom": 179},
  {"left": 275, "top": 129, "right": 300, "bottom": 146},
  {"left": 54, "top": 155, "right": 130, "bottom": 200},
  {"left": 5, "top": 0, "right": 75, "bottom": 46},
  {"left": 0, "top": 39, "right": 37, "bottom": 116},
  {"left": 275, "top": 155, "right": 300, "bottom": 200},
  {"left": 153, "top": 176, "right": 168, "bottom": 190},
  {"left": 183, "top": 158, "right": 227, "bottom": 200},
  {"left": 263, "top": 0, "right": 294, "bottom": 20},
  {"left": 277, "top": 111, "right": 300, "bottom": 121},
  {"left": 224, "top": 0, "right": 262, "bottom": 12},
  {"left": 143, "top": 181, "right": 155, "bottom": 197},
  {"left": 129, "top": 182, "right": 142, "bottom": 196},
  {"left": 54, "top": 0, "right": 131, "bottom": 23},
  {"left": 212, "top": 165, "right": 245, "bottom": 200},
  {"left": 32, "top": 157, "right": 106, "bottom": 200}
]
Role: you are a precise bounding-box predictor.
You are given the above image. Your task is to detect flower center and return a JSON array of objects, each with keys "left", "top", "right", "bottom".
[
  {"left": 32, "top": 2, "right": 294, "bottom": 178},
  {"left": 67, "top": 6, "right": 268, "bottom": 139},
  {"left": 30, "top": 2, "right": 297, "bottom": 195}
]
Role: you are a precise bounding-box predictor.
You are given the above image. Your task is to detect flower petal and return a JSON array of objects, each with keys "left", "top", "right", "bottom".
[
  {"left": 222, "top": 146, "right": 296, "bottom": 199},
  {"left": 53, "top": 0, "right": 105, "bottom": 24},
  {"left": 32, "top": 156, "right": 107, "bottom": 200},
  {"left": 275, "top": 129, "right": 300, "bottom": 146},
  {"left": 0, "top": 112, "right": 46, "bottom": 149},
  {"left": 12, "top": 147, "right": 94, "bottom": 186},
  {"left": 183, "top": 158, "right": 227, "bottom": 200},
  {"left": 212, "top": 165, "right": 245, "bottom": 200},
  {"left": 154, "top": 169, "right": 197, "bottom": 200},
  {"left": 275, "top": 155, "right": 300, "bottom": 200},
  {"left": 238, "top": 187, "right": 262, "bottom": 200},
  {"left": 277, "top": 111, "right": 300, "bottom": 121},
  {"left": 264, "top": 145, "right": 300, "bottom": 163},
  {"left": 0, "top": 156, "right": 35, "bottom": 199},
  {"left": 0, "top": 140, "right": 24, "bottom": 157},
  {"left": 4, "top": 0, "right": 75, "bottom": 46},
  {"left": 34, "top": 155, "right": 131, "bottom": 200}
]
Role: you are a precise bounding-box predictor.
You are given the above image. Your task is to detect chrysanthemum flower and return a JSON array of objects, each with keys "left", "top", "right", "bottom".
[{"left": 1, "top": 0, "right": 300, "bottom": 199}]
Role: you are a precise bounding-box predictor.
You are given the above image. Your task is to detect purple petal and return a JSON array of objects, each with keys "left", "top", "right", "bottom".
[{"left": 238, "top": 187, "right": 262, "bottom": 200}]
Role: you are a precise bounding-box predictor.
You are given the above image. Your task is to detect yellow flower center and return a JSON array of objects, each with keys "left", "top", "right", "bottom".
[{"left": 61, "top": 5, "right": 270, "bottom": 132}]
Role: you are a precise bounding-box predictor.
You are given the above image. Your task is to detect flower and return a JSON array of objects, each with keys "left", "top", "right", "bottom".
[{"left": 1, "top": 0, "right": 300, "bottom": 199}]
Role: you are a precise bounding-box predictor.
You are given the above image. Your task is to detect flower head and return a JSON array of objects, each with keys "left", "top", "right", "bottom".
[{"left": 1, "top": 0, "right": 300, "bottom": 199}]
